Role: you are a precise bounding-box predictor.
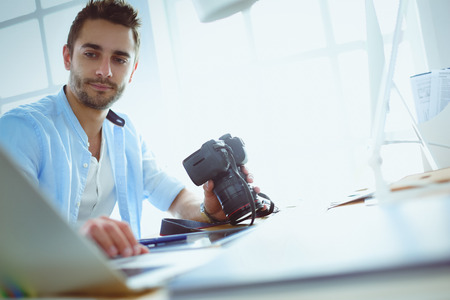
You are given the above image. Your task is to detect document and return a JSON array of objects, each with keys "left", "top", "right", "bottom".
[
  {"left": 429, "top": 69, "right": 450, "bottom": 119},
  {"left": 410, "top": 71, "right": 431, "bottom": 123},
  {"left": 410, "top": 68, "right": 450, "bottom": 123}
]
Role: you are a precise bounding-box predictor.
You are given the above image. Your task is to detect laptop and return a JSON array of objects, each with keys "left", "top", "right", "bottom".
[{"left": 0, "top": 146, "right": 223, "bottom": 297}]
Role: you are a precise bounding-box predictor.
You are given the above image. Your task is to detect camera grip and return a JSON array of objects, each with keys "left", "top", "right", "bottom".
[{"left": 182, "top": 140, "right": 230, "bottom": 186}]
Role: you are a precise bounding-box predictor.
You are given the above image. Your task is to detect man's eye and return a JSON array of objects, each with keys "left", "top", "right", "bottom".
[
  {"left": 114, "top": 57, "right": 128, "bottom": 64},
  {"left": 84, "top": 52, "right": 97, "bottom": 58}
]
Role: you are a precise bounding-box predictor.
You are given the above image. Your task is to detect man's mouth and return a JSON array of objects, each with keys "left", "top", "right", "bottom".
[{"left": 88, "top": 82, "right": 114, "bottom": 92}]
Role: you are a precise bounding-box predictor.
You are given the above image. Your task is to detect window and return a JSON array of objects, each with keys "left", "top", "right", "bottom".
[{"left": 0, "top": 0, "right": 85, "bottom": 114}]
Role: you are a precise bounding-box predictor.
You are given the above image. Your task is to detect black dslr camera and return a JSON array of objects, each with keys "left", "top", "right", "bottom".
[{"left": 183, "top": 134, "right": 274, "bottom": 225}]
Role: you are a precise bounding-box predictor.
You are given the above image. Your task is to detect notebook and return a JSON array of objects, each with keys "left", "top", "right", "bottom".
[{"left": 0, "top": 145, "right": 222, "bottom": 297}]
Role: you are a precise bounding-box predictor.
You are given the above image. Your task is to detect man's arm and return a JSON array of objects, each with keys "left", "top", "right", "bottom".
[{"left": 168, "top": 182, "right": 225, "bottom": 223}]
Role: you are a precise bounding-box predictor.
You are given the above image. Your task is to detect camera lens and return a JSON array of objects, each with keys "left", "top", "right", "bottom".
[{"left": 214, "top": 169, "right": 260, "bottom": 224}]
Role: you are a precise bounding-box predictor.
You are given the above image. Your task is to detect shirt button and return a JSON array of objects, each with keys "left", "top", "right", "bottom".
[
  {"left": 77, "top": 202, "right": 81, "bottom": 207},
  {"left": 83, "top": 163, "right": 88, "bottom": 168}
]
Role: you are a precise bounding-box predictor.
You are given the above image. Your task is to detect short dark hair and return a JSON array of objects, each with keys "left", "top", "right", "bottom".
[{"left": 67, "top": 0, "right": 141, "bottom": 61}]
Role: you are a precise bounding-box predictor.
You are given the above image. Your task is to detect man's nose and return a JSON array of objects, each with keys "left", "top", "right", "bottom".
[{"left": 96, "top": 57, "right": 112, "bottom": 78}]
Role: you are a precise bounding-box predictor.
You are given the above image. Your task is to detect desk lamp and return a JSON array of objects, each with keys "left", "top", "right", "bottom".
[{"left": 191, "top": 0, "right": 258, "bottom": 22}]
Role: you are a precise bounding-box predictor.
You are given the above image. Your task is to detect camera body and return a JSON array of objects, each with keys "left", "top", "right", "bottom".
[{"left": 183, "top": 134, "right": 264, "bottom": 224}]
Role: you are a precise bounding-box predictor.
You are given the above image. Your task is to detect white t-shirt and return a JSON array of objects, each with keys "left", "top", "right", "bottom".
[{"left": 77, "top": 132, "right": 115, "bottom": 224}]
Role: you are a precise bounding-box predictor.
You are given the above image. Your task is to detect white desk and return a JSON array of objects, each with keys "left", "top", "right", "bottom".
[{"left": 168, "top": 191, "right": 450, "bottom": 299}]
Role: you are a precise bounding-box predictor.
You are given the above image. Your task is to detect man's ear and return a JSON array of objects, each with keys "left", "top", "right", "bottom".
[
  {"left": 129, "top": 60, "right": 139, "bottom": 83},
  {"left": 63, "top": 44, "right": 71, "bottom": 70}
]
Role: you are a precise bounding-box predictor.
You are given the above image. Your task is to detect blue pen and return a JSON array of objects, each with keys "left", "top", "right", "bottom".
[{"left": 139, "top": 234, "right": 188, "bottom": 247}]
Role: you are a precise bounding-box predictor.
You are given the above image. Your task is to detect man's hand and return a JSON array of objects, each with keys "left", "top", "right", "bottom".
[
  {"left": 79, "top": 216, "right": 149, "bottom": 258},
  {"left": 202, "top": 165, "right": 261, "bottom": 221},
  {"left": 169, "top": 166, "right": 263, "bottom": 223}
]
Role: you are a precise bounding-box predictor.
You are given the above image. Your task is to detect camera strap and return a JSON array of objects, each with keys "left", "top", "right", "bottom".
[{"left": 159, "top": 195, "right": 278, "bottom": 236}]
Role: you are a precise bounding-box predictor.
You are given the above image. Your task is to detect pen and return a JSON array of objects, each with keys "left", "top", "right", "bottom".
[{"left": 139, "top": 234, "right": 188, "bottom": 246}]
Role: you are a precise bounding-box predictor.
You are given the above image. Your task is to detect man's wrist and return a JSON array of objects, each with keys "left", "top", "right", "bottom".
[{"left": 200, "top": 202, "right": 221, "bottom": 223}]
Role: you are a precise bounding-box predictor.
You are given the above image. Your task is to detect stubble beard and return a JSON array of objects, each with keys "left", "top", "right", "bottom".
[{"left": 69, "top": 70, "right": 125, "bottom": 111}]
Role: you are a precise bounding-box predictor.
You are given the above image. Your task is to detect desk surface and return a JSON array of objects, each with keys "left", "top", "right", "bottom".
[
  {"left": 30, "top": 187, "right": 450, "bottom": 300},
  {"left": 168, "top": 192, "right": 450, "bottom": 299}
]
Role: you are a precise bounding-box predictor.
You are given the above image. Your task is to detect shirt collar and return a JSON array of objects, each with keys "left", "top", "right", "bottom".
[{"left": 106, "top": 110, "right": 125, "bottom": 127}]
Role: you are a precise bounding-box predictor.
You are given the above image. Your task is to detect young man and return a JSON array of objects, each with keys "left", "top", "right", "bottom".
[{"left": 0, "top": 0, "right": 257, "bottom": 258}]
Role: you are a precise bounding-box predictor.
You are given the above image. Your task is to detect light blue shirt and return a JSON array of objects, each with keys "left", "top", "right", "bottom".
[{"left": 0, "top": 87, "right": 184, "bottom": 238}]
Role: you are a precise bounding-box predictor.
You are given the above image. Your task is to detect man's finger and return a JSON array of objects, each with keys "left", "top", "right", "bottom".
[
  {"left": 99, "top": 217, "right": 137, "bottom": 257},
  {"left": 106, "top": 217, "right": 142, "bottom": 256},
  {"left": 203, "top": 180, "right": 215, "bottom": 193},
  {"left": 81, "top": 217, "right": 137, "bottom": 258},
  {"left": 81, "top": 219, "right": 118, "bottom": 257}
]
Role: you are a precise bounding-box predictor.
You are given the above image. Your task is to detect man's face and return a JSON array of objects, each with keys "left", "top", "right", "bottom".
[{"left": 64, "top": 19, "right": 137, "bottom": 110}]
